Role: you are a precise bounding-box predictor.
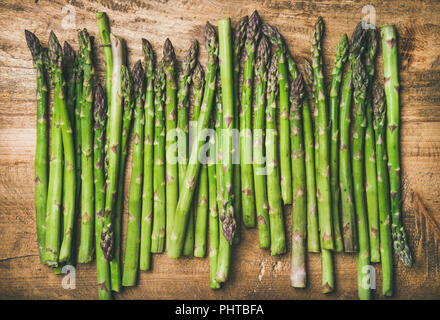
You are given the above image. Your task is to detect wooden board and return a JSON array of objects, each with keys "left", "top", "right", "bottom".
[{"left": 0, "top": 0, "right": 439, "bottom": 300}]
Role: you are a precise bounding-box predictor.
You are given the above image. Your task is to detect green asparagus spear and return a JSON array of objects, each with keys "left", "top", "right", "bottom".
[
  {"left": 380, "top": 24, "right": 413, "bottom": 267},
  {"left": 240, "top": 11, "right": 260, "bottom": 227},
  {"left": 47, "top": 32, "right": 77, "bottom": 267},
  {"left": 151, "top": 61, "right": 166, "bottom": 253},
  {"left": 178, "top": 42, "right": 199, "bottom": 257},
  {"left": 96, "top": 12, "right": 113, "bottom": 176},
  {"left": 140, "top": 39, "right": 155, "bottom": 271},
  {"left": 208, "top": 115, "right": 220, "bottom": 289},
  {"left": 216, "top": 17, "right": 236, "bottom": 283},
  {"left": 329, "top": 34, "right": 349, "bottom": 252},
  {"left": 287, "top": 54, "right": 319, "bottom": 253},
  {"left": 193, "top": 64, "right": 207, "bottom": 258},
  {"left": 111, "top": 64, "right": 134, "bottom": 291},
  {"left": 25, "top": 30, "right": 48, "bottom": 264},
  {"left": 339, "top": 22, "right": 366, "bottom": 252},
  {"left": 163, "top": 39, "right": 179, "bottom": 253},
  {"left": 231, "top": 16, "right": 248, "bottom": 244},
  {"left": 289, "top": 73, "right": 307, "bottom": 288},
  {"left": 183, "top": 64, "right": 204, "bottom": 257},
  {"left": 215, "top": 74, "right": 224, "bottom": 245},
  {"left": 311, "top": 17, "right": 334, "bottom": 250},
  {"left": 43, "top": 44, "right": 63, "bottom": 267},
  {"left": 262, "top": 23, "right": 292, "bottom": 205},
  {"left": 74, "top": 52, "right": 83, "bottom": 244},
  {"left": 364, "top": 28, "right": 380, "bottom": 263},
  {"left": 167, "top": 23, "right": 218, "bottom": 258},
  {"left": 304, "top": 58, "right": 334, "bottom": 293},
  {"left": 253, "top": 35, "right": 270, "bottom": 249},
  {"left": 100, "top": 34, "right": 125, "bottom": 262},
  {"left": 93, "top": 84, "right": 112, "bottom": 300},
  {"left": 123, "top": 61, "right": 145, "bottom": 286},
  {"left": 266, "top": 55, "right": 286, "bottom": 256},
  {"left": 57, "top": 41, "right": 76, "bottom": 268},
  {"left": 373, "top": 84, "right": 393, "bottom": 296},
  {"left": 352, "top": 55, "right": 371, "bottom": 300},
  {"left": 77, "top": 29, "right": 94, "bottom": 263}
]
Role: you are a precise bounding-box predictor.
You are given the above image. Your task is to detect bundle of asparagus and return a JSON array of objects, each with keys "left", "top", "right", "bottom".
[{"left": 26, "top": 10, "right": 412, "bottom": 300}]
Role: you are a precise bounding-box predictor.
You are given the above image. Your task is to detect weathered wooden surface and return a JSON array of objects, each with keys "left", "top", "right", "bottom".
[{"left": 0, "top": 0, "right": 439, "bottom": 300}]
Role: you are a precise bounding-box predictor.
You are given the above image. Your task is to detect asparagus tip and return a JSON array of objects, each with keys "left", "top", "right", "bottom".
[
  {"left": 302, "top": 58, "right": 313, "bottom": 86},
  {"left": 291, "top": 72, "right": 305, "bottom": 104},
  {"left": 133, "top": 60, "right": 145, "bottom": 95},
  {"left": 183, "top": 39, "right": 199, "bottom": 75},
  {"left": 261, "top": 23, "right": 282, "bottom": 45},
  {"left": 142, "top": 38, "right": 154, "bottom": 68},
  {"left": 247, "top": 10, "right": 261, "bottom": 39},
  {"left": 192, "top": 62, "right": 204, "bottom": 90},
  {"left": 349, "top": 22, "right": 367, "bottom": 57},
  {"left": 312, "top": 17, "right": 324, "bottom": 47},
  {"left": 163, "top": 38, "right": 175, "bottom": 62},
  {"left": 24, "top": 30, "right": 41, "bottom": 62},
  {"left": 256, "top": 35, "right": 270, "bottom": 70},
  {"left": 63, "top": 41, "right": 75, "bottom": 60},
  {"left": 93, "top": 83, "right": 106, "bottom": 125}
]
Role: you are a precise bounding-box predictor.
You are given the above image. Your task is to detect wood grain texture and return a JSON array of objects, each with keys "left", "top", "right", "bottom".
[{"left": 0, "top": 0, "right": 439, "bottom": 299}]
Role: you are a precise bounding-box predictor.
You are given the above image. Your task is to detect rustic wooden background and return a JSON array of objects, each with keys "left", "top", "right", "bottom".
[{"left": 0, "top": 0, "right": 439, "bottom": 300}]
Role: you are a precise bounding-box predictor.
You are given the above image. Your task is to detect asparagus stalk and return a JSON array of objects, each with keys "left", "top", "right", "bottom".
[
  {"left": 364, "top": 29, "right": 380, "bottom": 263},
  {"left": 42, "top": 45, "right": 63, "bottom": 267},
  {"left": 339, "top": 23, "right": 365, "bottom": 252},
  {"left": 381, "top": 24, "right": 413, "bottom": 267},
  {"left": 122, "top": 61, "right": 145, "bottom": 286},
  {"left": 231, "top": 16, "right": 248, "bottom": 244},
  {"left": 287, "top": 54, "right": 319, "bottom": 253},
  {"left": 96, "top": 12, "right": 113, "bottom": 175},
  {"left": 311, "top": 17, "right": 334, "bottom": 250},
  {"left": 163, "top": 39, "right": 179, "bottom": 253},
  {"left": 167, "top": 23, "right": 218, "bottom": 258},
  {"left": 352, "top": 55, "right": 371, "bottom": 300},
  {"left": 240, "top": 11, "right": 260, "bottom": 227},
  {"left": 183, "top": 64, "right": 204, "bottom": 257},
  {"left": 304, "top": 58, "right": 334, "bottom": 293},
  {"left": 57, "top": 42, "right": 76, "bottom": 267},
  {"left": 329, "top": 34, "right": 349, "bottom": 252},
  {"left": 140, "top": 39, "right": 155, "bottom": 270},
  {"left": 253, "top": 35, "right": 270, "bottom": 249},
  {"left": 373, "top": 84, "right": 393, "bottom": 296},
  {"left": 215, "top": 74, "right": 224, "bottom": 244},
  {"left": 179, "top": 42, "right": 199, "bottom": 257},
  {"left": 216, "top": 17, "right": 236, "bottom": 283},
  {"left": 74, "top": 52, "right": 83, "bottom": 243},
  {"left": 77, "top": 29, "right": 94, "bottom": 263},
  {"left": 111, "top": 64, "right": 134, "bottom": 291},
  {"left": 289, "top": 74, "right": 307, "bottom": 288},
  {"left": 193, "top": 64, "right": 207, "bottom": 258},
  {"left": 93, "top": 84, "right": 112, "bottom": 300},
  {"left": 151, "top": 61, "right": 166, "bottom": 253},
  {"left": 266, "top": 55, "right": 286, "bottom": 256},
  {"left": 262, "top": 23, "right": 292, "bottom": 204},
  {"left": 25, "top": 30, "right": 48, "bottom": 264},
  {"left": 208, "top": 115, "right": 220, "bottom": 289},
  {"left": 47, "top": 32, "right": 77, "bottom": 266},
  {"left": 100, "top": 34, "right": 125, "bottom": 262}
]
